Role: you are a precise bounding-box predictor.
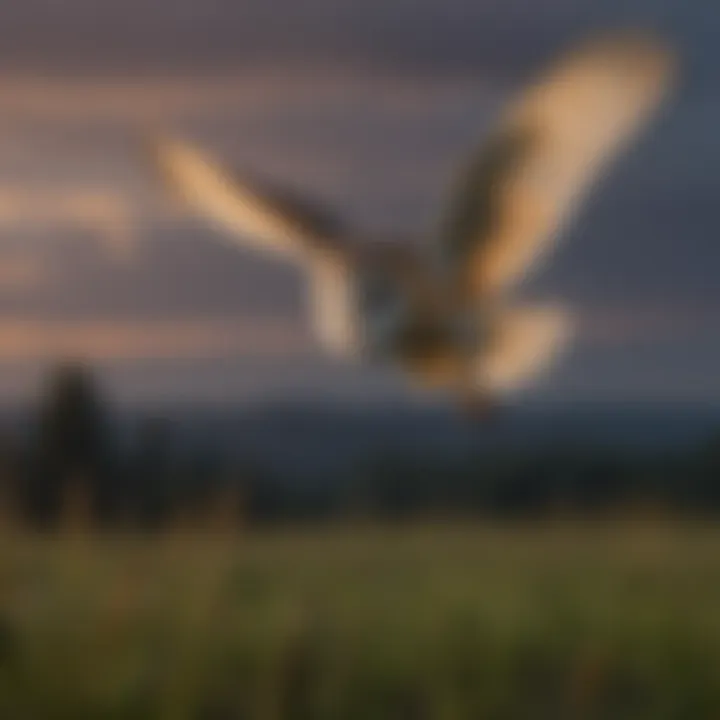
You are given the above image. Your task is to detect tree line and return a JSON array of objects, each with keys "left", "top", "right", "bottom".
[{"left": 2, "top": 361, "right": 720, "bottom": 530}]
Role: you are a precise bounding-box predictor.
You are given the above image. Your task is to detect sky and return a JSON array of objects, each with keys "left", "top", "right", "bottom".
[{"left": 0, "top": 0, "right": 716, "bottom": 406}]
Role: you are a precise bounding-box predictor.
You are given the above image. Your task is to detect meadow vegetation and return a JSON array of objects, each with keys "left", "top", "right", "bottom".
[{"left": 0, "top": 521, "right": 718, "bottom": 719}]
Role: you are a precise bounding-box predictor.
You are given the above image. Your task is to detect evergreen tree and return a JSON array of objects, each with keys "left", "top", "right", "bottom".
[{"left": 26, "top": 361, "right": 110, "bottom": 526}]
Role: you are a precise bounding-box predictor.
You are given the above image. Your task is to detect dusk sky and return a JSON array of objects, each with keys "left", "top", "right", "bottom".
[{"left": 0, "top": 0, "right": 716, "bottom": 405}]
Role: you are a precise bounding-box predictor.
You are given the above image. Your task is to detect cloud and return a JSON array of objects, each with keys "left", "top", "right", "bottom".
[
  {"left": 579, "top": 305, "right": 714, "bottom": 346},
  {"left": 0, "top": 317, "right": 310, "bottom": 362},
  {"left": 0, "top": 0, "right": 700, "bottom": 80},
  {"left": 0, "top": 186, "right": 179, "bottom": 263},
  {"left": 0, "top": 73, "right": 490, "bottom": 124},
  {"left": 0, "top": 256, "right": 48, "bottom": 292}
]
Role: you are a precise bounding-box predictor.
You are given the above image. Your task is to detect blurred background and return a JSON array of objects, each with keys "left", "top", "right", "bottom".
[
  {"left": 0, "top": 0, "right": 716, "bottom": 522},
  {"left": 0, "top": 1, "right": 718, "bottom": 717}
]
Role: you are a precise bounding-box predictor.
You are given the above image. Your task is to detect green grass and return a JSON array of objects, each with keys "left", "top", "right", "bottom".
[{"left": 0, "top": 521, "right": 719, "bottom": 718}]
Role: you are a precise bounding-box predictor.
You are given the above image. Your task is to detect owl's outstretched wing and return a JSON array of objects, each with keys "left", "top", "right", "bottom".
[
  {"left": 150, "top": 135, "right": 345, "bottom": 261},
  {"left": 150, "top": 135, "right": 366, "bottom": 354},
  {"left": 438, "top": 35, "right": 676, "bottom": 301}
]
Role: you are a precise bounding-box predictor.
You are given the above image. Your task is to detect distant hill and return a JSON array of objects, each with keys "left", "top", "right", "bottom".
[
  {"left": 2, "top": 395, "right": 719, "bottom": 486},
  {"left": 108, "top": 399, "right": 720, "bottom": 484}
]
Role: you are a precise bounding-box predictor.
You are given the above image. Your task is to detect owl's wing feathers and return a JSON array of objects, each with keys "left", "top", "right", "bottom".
[
  {"left": 439, "top": 35, "right": 676, "bottom": 300},
  {"left": 151, "top": 136, "right": 366, "bottom": 354},
  {"left": 151, "top": 136, "right": 345, "bottom": 261},
  {"left": 475, "top": 304, "right": 574, "bottom": 394}
]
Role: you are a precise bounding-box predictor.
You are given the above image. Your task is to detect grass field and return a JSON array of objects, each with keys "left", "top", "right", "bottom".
[{"left": 0, "top": 521, "right": 719, "bottom": 718}]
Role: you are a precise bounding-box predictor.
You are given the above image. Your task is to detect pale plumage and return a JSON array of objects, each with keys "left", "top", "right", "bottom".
[
  {"left": 149, "top": 34, "right": 676, "bottom": 417},
  {"left": 440, "top": 36, "right": 675, "bottom": 301}
]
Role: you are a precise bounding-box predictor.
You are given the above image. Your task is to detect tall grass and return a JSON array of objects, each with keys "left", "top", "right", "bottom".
[{"left": 0, "top": 521, "right": 718, "bottom": 718}]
